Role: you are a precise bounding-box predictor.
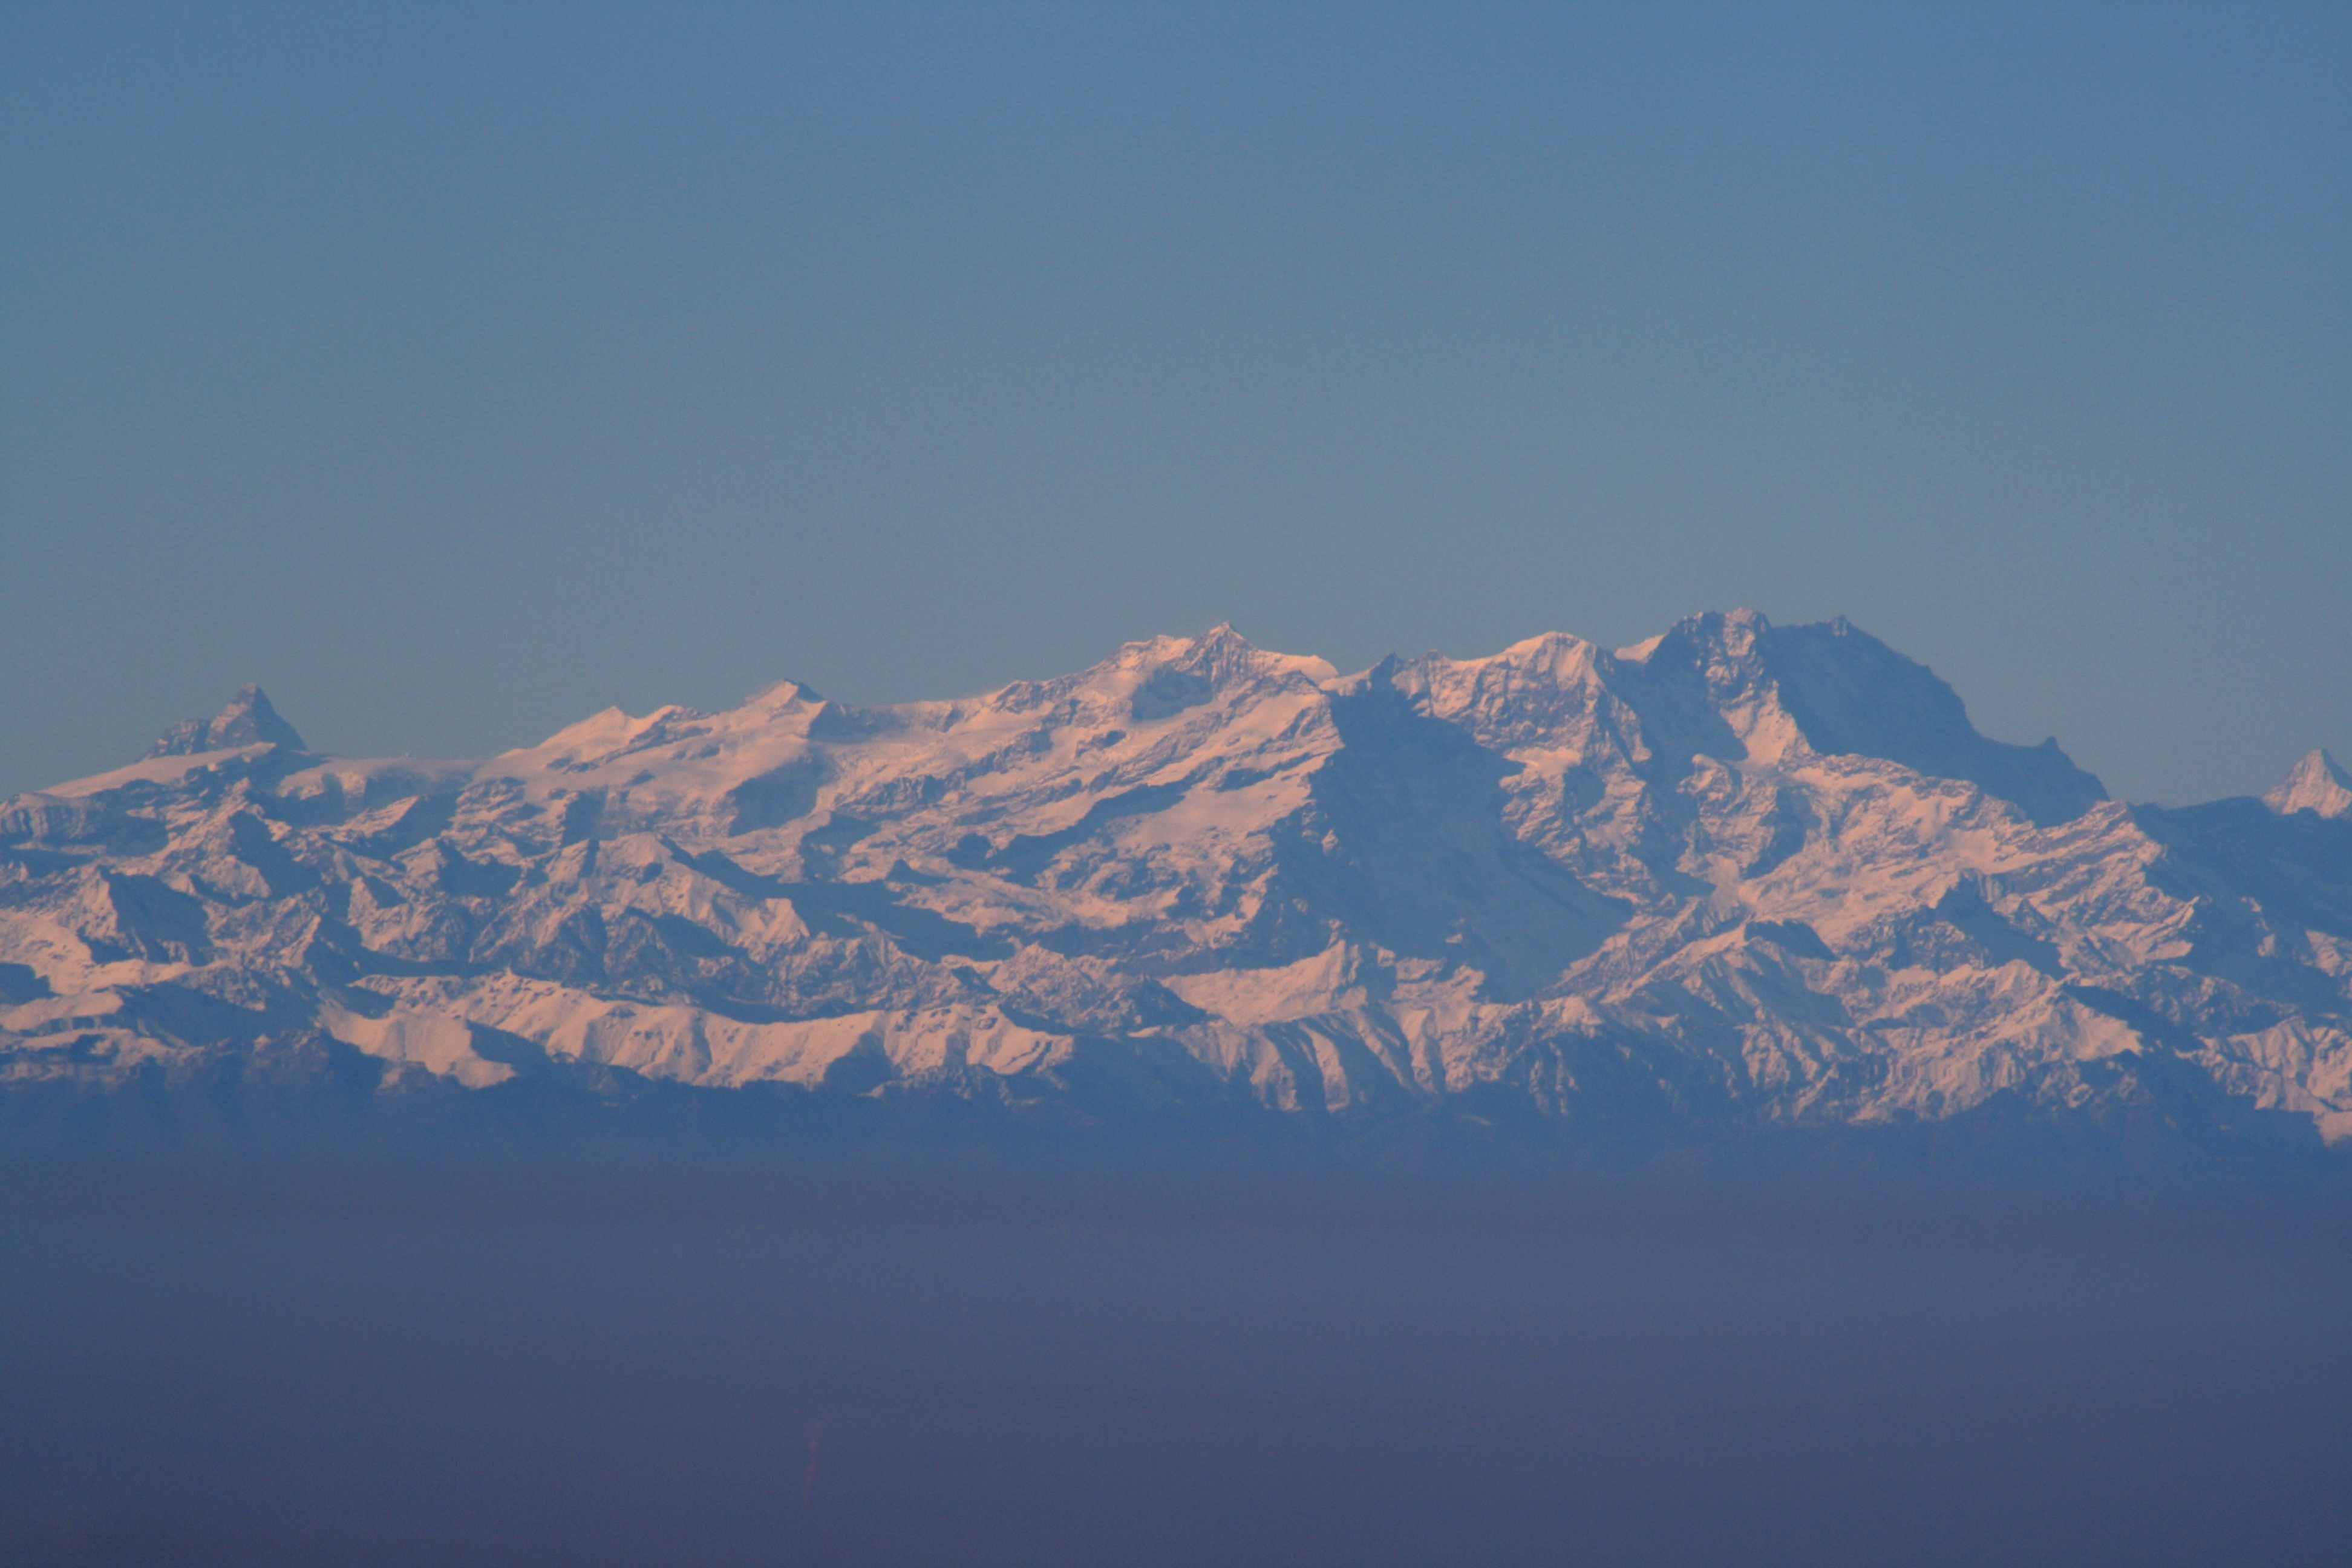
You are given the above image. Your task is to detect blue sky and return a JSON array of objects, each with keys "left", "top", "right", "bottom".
[{"left": 4, "top": 1, "right": 2345, "bottom": 802}]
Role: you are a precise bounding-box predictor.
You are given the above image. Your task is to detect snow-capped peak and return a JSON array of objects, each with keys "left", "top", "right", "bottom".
[
  {"left": 143, "top": 684, "right": 308, "bottom": 759},
  {"left": 11, "top": 612, "right": 2352, "bottom": 1161},
  {"left": 1160, "top": 622, "right": 1336, "bottom": 687},
  {"left": 1085, "top": 624, "right": 1337, "bottom": 704},
  {"left": 2264, "top": 748, "right": 2352, "bottom": 819}
]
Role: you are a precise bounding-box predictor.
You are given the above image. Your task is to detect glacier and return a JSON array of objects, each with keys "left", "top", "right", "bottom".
[{"left": 5, "top": 610, "right": 2349, "bottom": 1165}]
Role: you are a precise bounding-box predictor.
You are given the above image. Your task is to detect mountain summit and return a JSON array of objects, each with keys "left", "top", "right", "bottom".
[
  {"left": 5, "top": 615, "right": 2348, "bottom": 1164},
  {"left": 2264, "top": 748, "right": 2352, "bottom": 820},
  {"left": 145, "top": 684, "right": 309, "bottom": 759}
]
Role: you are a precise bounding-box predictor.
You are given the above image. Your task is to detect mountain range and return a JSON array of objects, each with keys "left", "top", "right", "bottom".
[{"left": 6, "top": 611, "right": 2350, "bottom": 1167}]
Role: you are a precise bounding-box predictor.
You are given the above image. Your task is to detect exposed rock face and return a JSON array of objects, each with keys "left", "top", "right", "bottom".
[
  {"left": 5, "top": 613, "right": 2349, "bottom": 1160},
  {"left": 144, "top": 685, "right": 310, "bottom": 759}
]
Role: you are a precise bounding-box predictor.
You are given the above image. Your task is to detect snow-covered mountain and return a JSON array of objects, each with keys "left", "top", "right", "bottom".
[
  {"left": 2265, "top": 748, "right": 2352, "bottom": 821},
  {"left": 6, "top": 611, "right": 2350, "bottom": 1163}
]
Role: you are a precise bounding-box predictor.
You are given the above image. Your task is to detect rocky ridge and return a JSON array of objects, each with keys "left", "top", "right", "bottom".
[{"left": 5, "top": 611, "right": 2349, "bottom": 1161}]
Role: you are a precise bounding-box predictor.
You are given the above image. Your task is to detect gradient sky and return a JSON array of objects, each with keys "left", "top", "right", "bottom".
[{"left": 5, "top": 1, "right": 2346, "bottom": 803}]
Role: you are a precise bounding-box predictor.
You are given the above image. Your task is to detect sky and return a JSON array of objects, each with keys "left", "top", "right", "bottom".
[{"left": 4, "top": 1, "right": 2346, "bottom": 804}]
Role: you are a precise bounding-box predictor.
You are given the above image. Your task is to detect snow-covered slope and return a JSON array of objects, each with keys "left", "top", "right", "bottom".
[
  {"left": 2266, "top": 749, "right": 2352, "bottom": 820},
  {"left": 6, "top": 612, "right": 2350, "bottom": 1158}
]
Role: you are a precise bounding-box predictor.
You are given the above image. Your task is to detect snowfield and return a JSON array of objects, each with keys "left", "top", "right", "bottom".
[{"left": 6, "top": 611, "right": 2350, "bottom": 1160}]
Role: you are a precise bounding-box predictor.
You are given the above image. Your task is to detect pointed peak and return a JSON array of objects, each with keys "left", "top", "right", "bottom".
[
  {"left": 1172, "top": 621, "right": 1295, "bottom": 672},
  {"left": 2264, "top": 748, "right": 2352, "bottom": 819},
  {"left": 1105, "top": 623, "right": 1247, "bottom": 664},
  {"left": 1122, "top": 622, "right": 1334, "bottom": 688},
  {"left": 1171, "top": 621, "right": 1256, "bottom": 670},
  {"left": 144, "top": 684, "right": 308, "bottom": 759},
  {"left": 746, "top": 678, "right": 823, "bottom": 711},
  {"left": 1647, "top": 612, "right": 2108, "bottom": 826}
]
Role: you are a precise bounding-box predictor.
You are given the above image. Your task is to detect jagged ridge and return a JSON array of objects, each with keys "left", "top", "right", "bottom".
[{"left": 4, "top": 612, "right": 2348, "bottom": 1160}]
